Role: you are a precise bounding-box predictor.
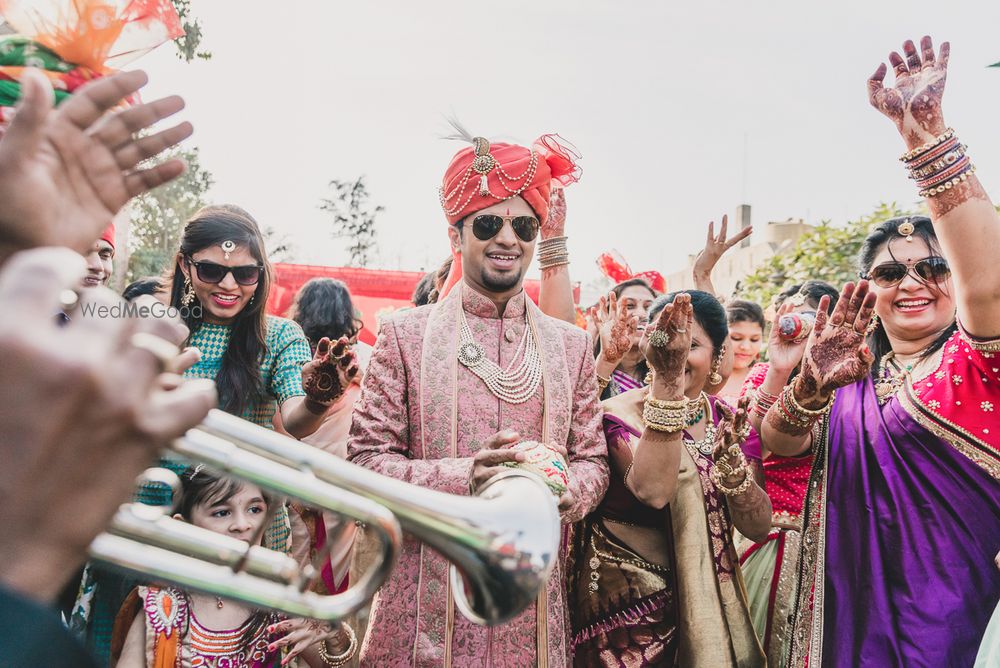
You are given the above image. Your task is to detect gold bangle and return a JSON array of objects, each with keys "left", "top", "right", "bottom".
[
  {"left": 596, "top": 374, "right": 611, "bottom": 393},
  {"left": 785, "top": 383, "right": 834, "bottom": 417},
  {"left": 709, "top": 465, "right": 753, "bottom": 497},
  {"left": 317, "top": 623, "right": 358, "bottom": 666},
  {"left": 644, "top": 393, "right": 689, "bottom": 410}
]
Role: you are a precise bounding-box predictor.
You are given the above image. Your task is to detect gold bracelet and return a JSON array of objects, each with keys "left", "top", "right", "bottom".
[
  {"left": 709, "top": 465, "right": 753, "bottom": 497},
  {"left": 644, "top": 393, "right": 689, "bottom": 410},
  {"left": 596, "top": 374, "right": 611, "bottom": 393},
  {"left": 642, "top": 400, "right": 687, "bottom": 432},
  {"left": 785, "top": 383, "right": 834, "bottom": 417},
  {"left": 317, "top": 623, "right": 358, "bottom": 666}
]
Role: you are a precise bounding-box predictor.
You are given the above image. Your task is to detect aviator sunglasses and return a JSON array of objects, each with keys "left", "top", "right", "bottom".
[
  {"left": 862, "top": 256, "right": 951, "bottom": 288},
  {"left": 186, "top": 257, "right": 263, "bottom": 286},
  {"left": 467, "top": 214, "right": 540, "bottom": 243}
]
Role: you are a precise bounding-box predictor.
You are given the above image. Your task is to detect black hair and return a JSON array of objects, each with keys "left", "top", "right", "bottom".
[
  {"left": 426, "top": 255, "right": 454, "bottom": 305},
  {"left": 651, "top": 290, "right": 729, "bottom": 355},
  {"left": 412, "top": 271, "right": 436, "bottom": 307},
  {"left": 176, "top": 467, "right": 276, "bottom": 647},
  {"left": 774, "top": 283, "right": 803, "bottom": 307},
  {"left": 727, "top": 300, "right": 766, "bottom": 330},
  {"left": 286, "top": 278, "right": 361, "bottom": 349},
  {"left": 122, "top": 276, "right": 163, "bottom": 302},
  {"left": 793, "top": 280, "right": 840, "bottom": 314},
  {"left": 857, "top": 215, "right": 956, "bottom": 375},
  {"left": 167, "top": 205, "right": 272, "bottom": 416}
]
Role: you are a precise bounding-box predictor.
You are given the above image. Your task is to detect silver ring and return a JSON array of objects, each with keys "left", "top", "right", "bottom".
[{"left": 648, "top": 330, "right": 670, "bottom": 348}]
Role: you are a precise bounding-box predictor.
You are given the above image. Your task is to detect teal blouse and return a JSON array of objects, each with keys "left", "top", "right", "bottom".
[{"left": 185, "top": 315, "right": 311, "bottom": 426}]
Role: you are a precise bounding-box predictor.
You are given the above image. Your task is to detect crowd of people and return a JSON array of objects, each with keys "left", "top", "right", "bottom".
[{"left": 0, "top": 20, "right": 996, "bottom": 668}]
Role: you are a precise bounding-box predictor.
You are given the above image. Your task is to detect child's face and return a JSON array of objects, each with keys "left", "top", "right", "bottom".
[{"left": 183, "top": 484, "right": 269, "bottom": 545}]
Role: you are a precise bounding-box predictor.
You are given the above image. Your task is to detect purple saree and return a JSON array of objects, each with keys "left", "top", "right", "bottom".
[{"left": 789, "top": 375, "right": 1000, "bottom": 667}]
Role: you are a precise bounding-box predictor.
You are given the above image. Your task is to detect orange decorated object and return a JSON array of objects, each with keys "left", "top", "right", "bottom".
[
  {"left": 596, "top": 250, "right": 666, "bottom": 294},
  {"left": 0, "top": 0, "right": 182, "bottom": 73}
]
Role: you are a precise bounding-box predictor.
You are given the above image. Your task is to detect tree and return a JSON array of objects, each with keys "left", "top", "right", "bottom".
[
  {"left": 262, "top": 225, "right": 295, "bottom": 263},
  {"left": 319, "top": 177, "right": 383, "bottom": 267},
  {"left": 738, "top": 202, "right": 917, "bottom": 307},
  {"left": 171, "top": 0, "right": 212, "bottom": 62},
  {"left": 127, "top": 147, "right": 214, "bottom": 282}
]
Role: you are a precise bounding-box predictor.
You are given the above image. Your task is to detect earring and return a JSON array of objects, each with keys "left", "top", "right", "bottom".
[
  {"left": 181, "top": 275, "right": 195, "bottom": 307},
  {"left": 709, "top": 346, "right": 724, "bottom": 386},
  {"left": 644, "top": 370, "right": 653, "bottom": 386},
  {"left": 865, "top": 313, "right": 880, "bottom": 337}
]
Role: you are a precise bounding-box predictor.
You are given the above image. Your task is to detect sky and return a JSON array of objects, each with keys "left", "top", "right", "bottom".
[{"left": 134, "top": 1, "right": 1000, "bottom": 295}]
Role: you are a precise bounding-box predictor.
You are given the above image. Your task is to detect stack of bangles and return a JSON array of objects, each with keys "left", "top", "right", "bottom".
[
  {"left": 317, "top": 623, "right": 358, "bottom": 666},
  {"left": 537, "top": 235, "right": 569, "bottom": 270},
  {"left": 776, "top": 383, "right": 833, "bottom": 429},
  {"left": 900, "top": 128, "right": 976, "bottom": 198},
  {"left": 750, "top": 387, "right": 780, "bottom": 420},
  {"left": 709, "top": 446, "right": 752, "bottom": 497},
  {"left": 642, "top": 393, "right": 688, "bottom": 433}
]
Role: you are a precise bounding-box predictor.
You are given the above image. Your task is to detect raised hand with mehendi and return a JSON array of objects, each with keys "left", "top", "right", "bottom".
[
  {"left": 645, "top": 293, "right": 693, "bottom": 394},
  {"left": 868, "top": 36, "right": 990, "bottom": 218},
  {"left": 785, "top": 281, "right": 876, "bottom": 411},
  {"left": 598, "top": 291, "right": 638, "bottom": 367}
]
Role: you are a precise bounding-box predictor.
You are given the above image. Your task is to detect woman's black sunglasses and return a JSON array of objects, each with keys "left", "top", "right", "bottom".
[
  {"left": 862, "top": 256, "right": 951, "bottom": 288},
  {"left": 467, "top": 214, "right": 540, "bottom": 243},
  {"left": 187, "top": 258, "right": 263, "bottom": 286}
]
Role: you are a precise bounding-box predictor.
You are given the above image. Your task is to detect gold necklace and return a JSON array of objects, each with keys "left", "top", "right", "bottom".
[
  {"left": 874, "top": 353, "right": 912, "bottom": 404},
  {"left": 682, "top": 393, "right": 717, "bottom": 456}
]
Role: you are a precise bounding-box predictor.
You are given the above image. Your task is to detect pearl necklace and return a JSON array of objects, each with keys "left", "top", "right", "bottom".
[{"left": 458, "top": 307, "right": 542, "bottom": 404}]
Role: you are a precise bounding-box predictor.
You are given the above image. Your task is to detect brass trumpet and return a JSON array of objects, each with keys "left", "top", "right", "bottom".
[{"left": 89, "top": 409, "right": 561, "bottom": 626}]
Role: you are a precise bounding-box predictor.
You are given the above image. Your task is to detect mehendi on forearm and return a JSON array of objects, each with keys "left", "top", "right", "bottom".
[
  {"left": 926, "top": 174, "right": 991, "bottom": 218},
  {"left": 726, "top": 478, "right": 772, "bottom": 543}
]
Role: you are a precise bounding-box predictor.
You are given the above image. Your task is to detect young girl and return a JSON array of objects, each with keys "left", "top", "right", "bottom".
[{"left": 113, "top": 468, "right": 356, "bottom": 667}]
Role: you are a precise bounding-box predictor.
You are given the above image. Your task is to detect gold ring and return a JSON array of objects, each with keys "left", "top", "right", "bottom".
[
  {"left": 648, "top": 330, "right": 670, "bottom": 348},
  {"left": 130, "top": 332, "right": 179, "bottom": 371}
]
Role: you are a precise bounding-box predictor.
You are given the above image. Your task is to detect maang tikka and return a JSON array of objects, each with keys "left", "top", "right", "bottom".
[{"left": 221, "top": 240, "right": 236, "bottom": 260}]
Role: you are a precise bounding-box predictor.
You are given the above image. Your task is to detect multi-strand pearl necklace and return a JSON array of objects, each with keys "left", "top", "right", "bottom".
[{"left": 458, "top": 307, "right": 542, "bottom": 404}]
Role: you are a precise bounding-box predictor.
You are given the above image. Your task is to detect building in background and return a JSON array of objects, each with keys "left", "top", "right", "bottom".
[{"left": 664, "top": 205, "right": 812, "bottom": 299}]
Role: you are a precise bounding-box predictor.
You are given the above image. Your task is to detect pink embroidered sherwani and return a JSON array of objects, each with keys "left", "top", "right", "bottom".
[{"left": 348, "top": 283, "right": 609, "bottom": 667}]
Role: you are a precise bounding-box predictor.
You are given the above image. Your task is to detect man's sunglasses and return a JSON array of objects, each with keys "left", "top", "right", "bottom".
[
  {"left": 187, "top": 258, "right": 263, "bottom": 286},
  {"left": 466, "top": 214, "right": 540, "bottom": 243},
  {"left": 862, "top": 256, "right": 951, "bottom": 288}
]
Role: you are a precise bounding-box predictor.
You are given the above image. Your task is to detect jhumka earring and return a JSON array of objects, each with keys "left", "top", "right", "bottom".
[
  {"left": 709, "top": 346, "right": 725, "bottom": 386},
  {"left": 221, "top": 240, "right": 236, "bottom": 260},
  {"left": 644, "top": 370, "right": 654, "bottom": 386},
  {"left": 181, "top": 275, "right": 196, "bottom": 307}
]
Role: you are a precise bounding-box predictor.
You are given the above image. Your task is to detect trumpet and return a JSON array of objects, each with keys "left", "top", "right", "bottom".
[{"left": 89, "top": 409, "right": 561, "bottom": 626}]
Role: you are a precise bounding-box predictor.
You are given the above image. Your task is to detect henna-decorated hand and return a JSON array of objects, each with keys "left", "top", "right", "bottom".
[
  {"left": 267, "top": 618, "right": 353, "bottom": 664},
  {"left": 644, "top": 293, "right": 693, "bottom": 388},
  {"left": 766, "top": 301, "right": 809, "bottom": 374},
  {"left": 794, "top": 281, "right": 877, "bottom": 409},
  {"left": 301, "top": 336, "right": 359, "bottom": 406},
  {"left": 712, "top": 398, "right": 751, "bottom": 488},
  {"left": 868, "top": 36, "right": 949, "bottom": 149},
  {"left": 541, "top": 187, "right": 567, "bottom": 240},
  {"left": 693, "top": 215, "right": 753, "bottom": 279},
  {"left": 596, "top": 291, "right": 639, "bottom": 366}
]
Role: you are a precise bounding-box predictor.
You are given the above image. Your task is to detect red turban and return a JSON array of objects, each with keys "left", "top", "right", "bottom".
[
  {"left": 597, "top": 251, "right": 666, "bottom": 294},
  {"left": 438, "top": 134, "right": 581, "bottom": 298},
  {"left": 100, "top": 224, "right": 115, "bottom": 251}
]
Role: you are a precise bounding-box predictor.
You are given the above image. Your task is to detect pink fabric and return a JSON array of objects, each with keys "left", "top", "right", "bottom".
[{"left": 348, "top": 283, "right": 608, "bottom": 667}]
